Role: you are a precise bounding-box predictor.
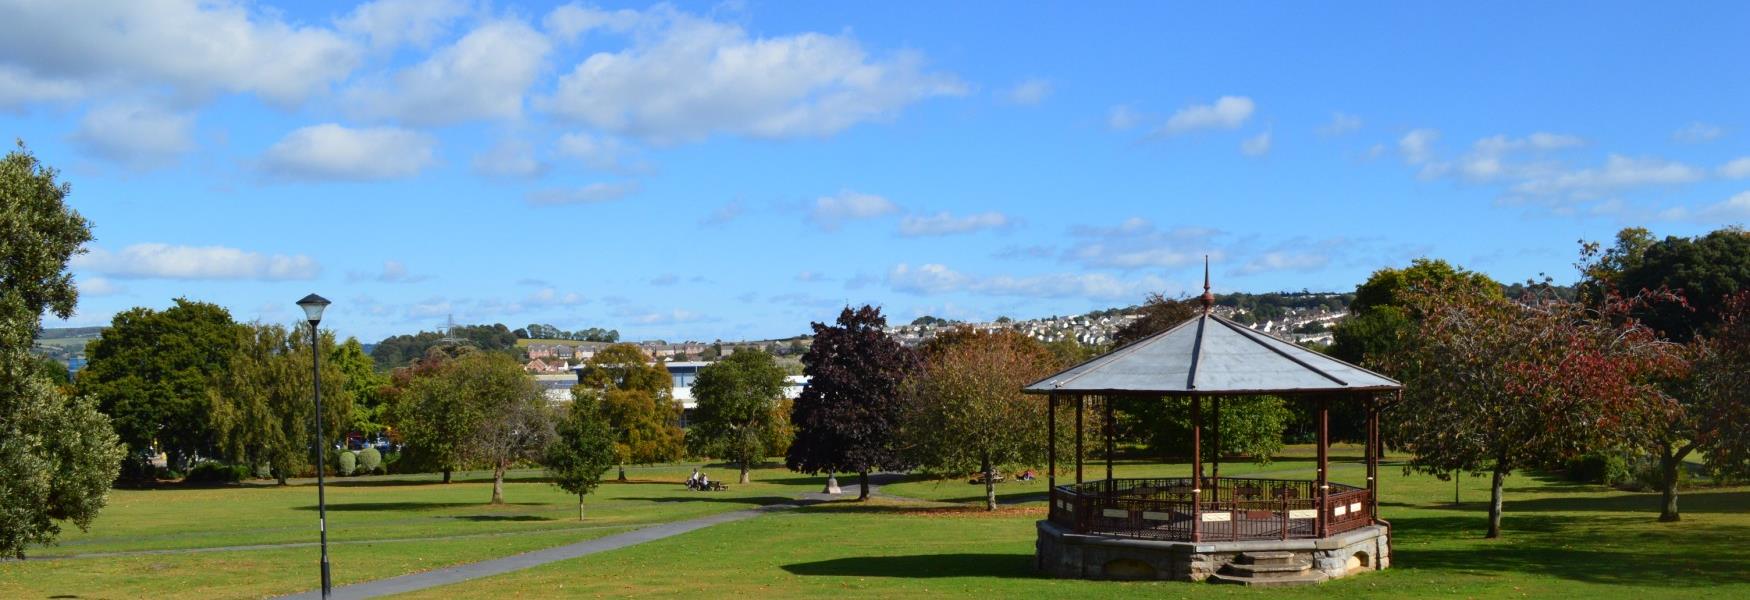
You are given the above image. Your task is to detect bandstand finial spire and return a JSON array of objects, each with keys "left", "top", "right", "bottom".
[{"left": 1200, "top": 255, "right": 1214, "bottom": 314}]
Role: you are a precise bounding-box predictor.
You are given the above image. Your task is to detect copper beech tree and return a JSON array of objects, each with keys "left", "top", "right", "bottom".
[
  {"left": 787, "top": 306, "right": 917, "bottom": 500},
  {"left": 1385, "top": 282, "right": 1682, "bottom": 538}
]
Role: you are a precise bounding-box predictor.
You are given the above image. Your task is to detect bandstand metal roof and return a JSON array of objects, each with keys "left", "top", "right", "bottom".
[{"left": 1024, "top": 275, "right": 1402, "bottom": 397}]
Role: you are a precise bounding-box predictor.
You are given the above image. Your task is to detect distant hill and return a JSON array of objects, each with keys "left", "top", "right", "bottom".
[{"left": 32, "top": 326, "right": 105, "bottom": 362}]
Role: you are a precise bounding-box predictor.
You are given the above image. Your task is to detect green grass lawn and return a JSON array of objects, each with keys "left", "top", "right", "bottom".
[
  {"left": 395, "top": 447, "right": 1750, "bottom": 599},
  {"left": 0, "top": 462, "right": 824, "bottom": 599}
]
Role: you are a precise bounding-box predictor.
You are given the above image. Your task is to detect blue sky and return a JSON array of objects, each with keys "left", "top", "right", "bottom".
[{"left": 6, "top": 1, "right": 1748, "bottom": 343}]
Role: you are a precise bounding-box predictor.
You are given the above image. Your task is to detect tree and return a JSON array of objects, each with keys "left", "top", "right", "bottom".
[
  {"left": 1, "top": 142, "right": 127, "bottom": 558},
  {"left": 688, "top": 349, "right": 786, "bottom": 483},
  {"left": 545, "top": 393, "right": 618, "bottom": 520},
  {"left": 81, "top": 299, "right": 239, "bottom": 468},
  {"left": 397, "top": 352, "right": 486, "bottom": 484},
  {"left": 1579, "top": 227, "right": 1750, "bottom": 520},
  {"left": 787, "top": 306, "right": 918, "bottom": 500},
  {"left": 1109, "top": 293, "right": 1195, "bottom": 347},
  {"left": 1690, "top": 292, "right": 1750, "bottom": 487},
  {"left": 1384, "top": 282, "right": 1679, "bottom": 538},
  {"left": 575, "top": 344, "right": 684, "bottom": 467},
  {"left": 207, "top": 324, "right": 352, "bottom": 484},
  {"left": 329, "top": 338, "right": 389, "bottom": 438},
  {"left": 1326, "top": 259, "right": 1500, "bottom": 442},
  {"left": 903, "top": 328, "right": 1058, "bottom": 510},
  {"left": 399, "top": 351, "right": 550, "bottom": 501}
]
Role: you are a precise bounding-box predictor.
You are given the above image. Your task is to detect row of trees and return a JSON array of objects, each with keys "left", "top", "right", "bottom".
[
  {"left": 1327, "top": 228, "right": 1750, "bottom": 536},
  {"left": 515, "top": 323, "right": 620, "bottom": 342}
]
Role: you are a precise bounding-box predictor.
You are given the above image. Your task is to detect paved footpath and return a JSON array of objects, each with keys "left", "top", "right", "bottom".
[{"left": 279, "top": 474, "right": 935, "bottom": 599}]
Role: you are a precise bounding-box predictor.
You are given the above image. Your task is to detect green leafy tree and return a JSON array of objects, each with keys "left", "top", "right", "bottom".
[
  {"left": 1325, "top": 259, "right": 1499, "bottom": 442},
  {"left": 207, "top": 324, "right": 351, "bottom": 484},
  {"left": 688, "top": 349, "right": 787, "bottom": 484},
  {"left": 787, "top": 306, "right": 918, "bottom": 500},
  {"left": 467, "top": 352, "right": 553, "bottom": 504},
  {"left": 575, "top": 344, "right": 684, "bottom": 467},
  {"left": 0, "top": 142, "right": 126, "bottom": 558},
  {"left": 330, "top": 338, "right": 388, "bottom": 437},
  {"left": 545, "top": 393, "right": 617, "bottom": 520},
  {"left": 397, "top": 352, "right": 486, "bottom": 484},
  {"left": 81, "top": 299, "right": 239, "bottom": 468},
  {"left": 903, "top": 328, "right": 1058, "bottom": 510}
]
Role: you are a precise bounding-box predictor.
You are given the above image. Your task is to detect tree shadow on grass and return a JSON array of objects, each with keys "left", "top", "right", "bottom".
[
  {"left": 1400, "top": 489, "right": 1749, "bottom": 515},
  {"left": 447, "top": 515, "right": 552, "bottom": 522},
  {"left": 1397, "top": 529, "right": 1750, "bottom": 587},
  {"left": 618, "top": 495, "right": 795, "bottom": 506},
  {"left": 781, "top": 553, "right": 1040, "bottom": 579},
  {"left": 294, "top": 501, "right": 544, "bottom": 512}
]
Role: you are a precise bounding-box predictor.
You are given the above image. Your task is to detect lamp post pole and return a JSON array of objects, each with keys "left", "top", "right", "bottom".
[{"left": 297, "top": 294, "right": 332, "bottom": 599}]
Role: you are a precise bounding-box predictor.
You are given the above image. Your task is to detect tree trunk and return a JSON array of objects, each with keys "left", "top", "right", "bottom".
[
  {"left": 442, "top": 468, "right": 452, "bottom": 484},
  {"left": 858, "top": 470, "right": 870, "bottom": 501},
  {"left": 490, "top": 459, "right": 506, "bottom": 505},
  {"left": 1486, "top": 463, "right": 1506, "bottom": 539},
  {"left": 578, "top": 492, "right": 585, "bottom": 521},
  {"left": 1659, "top": 443, "right": 1691, "bottom": 522},
  {"left": 739, "top": 459, "right": 750, "bottom": 484},
  {"left": 982, "top": 453, "right": 996, "bottom": 512},
  {"left": 618, "top": 465, "right": 627, "bottom": 482}
]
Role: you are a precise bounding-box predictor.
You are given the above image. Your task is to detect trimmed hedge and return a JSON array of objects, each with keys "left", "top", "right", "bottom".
[
  {"left": 339, "top": 451, "right": 357, "bottom": 476},
  {"left": 358, "top": 448, "right": 382, "bottom": 474}
]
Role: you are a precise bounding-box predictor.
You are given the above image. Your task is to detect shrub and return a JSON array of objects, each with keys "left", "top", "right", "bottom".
[
  {"left": 185, "top": 461, "right": 243, "bottom": 484},
  {"left": 358, "top": 448, "right": 382, "bottom": 474},
  {"left": 1566, "top": 451, "right": 1631, "bottom": 486},
  {"left": 339, "top": 451, "right": 357, "bottom": 476}
]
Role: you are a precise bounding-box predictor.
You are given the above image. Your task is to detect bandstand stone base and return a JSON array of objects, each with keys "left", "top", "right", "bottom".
[{"left": 1035, "top": 520, "right": 1390, "bottom": 583}]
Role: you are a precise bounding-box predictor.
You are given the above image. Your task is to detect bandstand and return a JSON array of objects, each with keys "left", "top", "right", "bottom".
[{"left": 1026, "top": 278, "right": 1400, "bottom": 585}]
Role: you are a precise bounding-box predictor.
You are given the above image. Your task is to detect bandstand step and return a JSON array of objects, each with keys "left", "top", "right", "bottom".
[
  {"left": 1210, "top": 571, "right": 1329, "bottom": 587},
  {"left": 1236, "top": 551, "right": 1297, "bottom": 566},
  {"left": 1227, "top": 562, "right": 1313, "bottom": 577}
]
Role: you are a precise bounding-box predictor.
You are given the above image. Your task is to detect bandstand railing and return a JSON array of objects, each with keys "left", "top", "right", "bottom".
[{"left": 1049, "top": 476, "right": 1373, "bottom": 542}]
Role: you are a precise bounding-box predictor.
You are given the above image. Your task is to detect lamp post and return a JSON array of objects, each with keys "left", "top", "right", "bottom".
[{"left": 296, "top": 294, "right": 332, "bottom": 599}]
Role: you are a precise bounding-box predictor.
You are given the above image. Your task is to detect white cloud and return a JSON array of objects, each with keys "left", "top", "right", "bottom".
[
  {"left": 1235, "top": 252, "right": 1330, "bottom": 275},
  {"left": 527, "top": 287, "right": 584, "bottom": 306},
  {"left": 347, "top": 260, "right": 430, "bottom": 284},
  {"left": 650, "top": 274, "right": 679, "bottom": 286},
  {"left": 808, "top": 191, "right": 898, "bottom": 230},
  {"left": 70, "top": 102, "right": 195, "bottom": 169},
  {"left": 0, "top": 65, "right": 83, "bottom": 108},
  {"left": 700, "top": 200, "right": 745, "bottom": 226},
  {"left": 471, "top": 137, "right": 548, "bottom": 178},
  {"left": 337, "top": 0, "right": 470, "bottom": 50},
  {"left": 1659, "top": 191, "right": 1750, "bottom": 224},
  {"left": 526, "top": 181, "right": 641, "bottom": 205},
  {"left": 1672, "top": 122, "right": 1724, "bottom": 143},
  {"left": 259, "top": 124, "right": 436, "bottom": 181},
  {"left": 555, "top": 132, "right": 640, "bottom": 172},
  {"left": 74, "top": 243, "right": 319, "bottom": 280},
  {"left": 542, "top": 2, "right": 642, "bottom": 42},
  {"left": 540, "top": 7, "right": 965, "bottom": 143},
  {"left": 406, "top": 297, "right": 453, "bottom": 320},
  {"left": 345, "top": 19, "right": 551, "bottom": 125},
  {"left": 888, "top": 263, "right": 1169, "bottom": 301},
  {"left": 1159, "top": 96, "right": 1254, "bottom": 135},
  {"left": 1107, "top": 105, "right": 1141, "bottom": 131},
  {"left": 1003, "top": 78, "right": 1052, "bottom": 105},
  {"left": 1240, "top": 131, "right": 1272, "bottom": 157},
  {"left": 614, "top": 307, "right": 704, "bottom": 325},
  {"left": 1319, "top": 112, "right": 1362, "bottom": 136},
  {"left": 795, "top": 271, "right": 826, "bottom": 282},
  {"left": 1509, "top": 155, "right": 1703, "bottom": 198},
  {"left": 1720, "top": 157, "right": 1750, "bottom": 179},
  {"left": 0, "top": 1, "right": 360, "bottom": 107},
  {"left": 78, "top": 276, "right": 124, "bottom": 297},
  {"left": 1064, "top": 218, "right": 1224, "bottom": 270},
  {"left": 1398, "top": 128, "right": 1440, "bottom": 164},
  {"left": 898, "top": 211, "right": 1013, "bottom": 237}
]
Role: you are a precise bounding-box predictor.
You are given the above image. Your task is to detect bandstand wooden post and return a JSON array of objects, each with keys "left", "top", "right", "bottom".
[
  {"left": 1075, "top": 394, "right": 1084, "bottom": 485},
  {"left": 1317, "top": 395, "right": 1330, "bottom": 538},
  {"left": 1191, "top": 394, "right": 1203, "bottom": 542},
  {"left": 1047, "top": 392, "right": 1057, "bottom": 507},
  {"left": 1104, "top": 396, "right": 1115, "bottom": 483}
]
